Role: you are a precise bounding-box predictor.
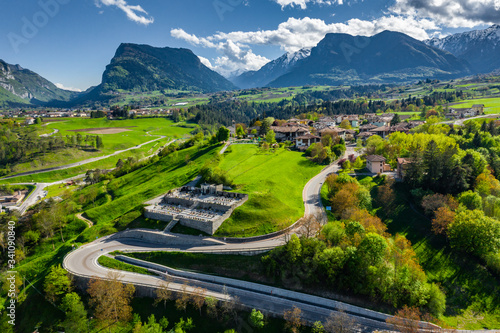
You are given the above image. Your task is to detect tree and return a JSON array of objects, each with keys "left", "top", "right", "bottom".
[
  {"left": 448, "top": 210, "right": 500, "bottom": 256},
  {"left": 205, "top": 296, "right": 218, "bottom": 319},
  {"left": 324, "top": 309, "right": 358, "bottom": 333},
  {"left": 457, "top": 191, "right": 482, "bottom": 211},
  {"left": 88, "top": 186, "right": 99, "bottom": 207},
  {"left": 390, "top": 114, "right": 401, "bottom": 126},
  {"left": 95, "top": 136, "right": 104, "bottom": 149},
  {"left": 386, "top": 306, "right": 421, "bottom": 333},
  {"left": 191, "top": 287, "right": 206, "bottom": 315},
  {"left": 44, "top": 265, "right": 72, "bottom": 303},
  {"left": 236, "top": 124, "right": 246, "bottom": 138},
  {"left": 302, "top": 214, "right": 323, "bottom": 238},
  {"left": 87, "top": 271, "right": 135, "bottom": 323},
  {"left": 432, "top": 207, "right": 455, "bottom": 235},
  {"left": 175, "top": 283, "right": 191, "bottom": 312},
  {"left": 249, "top": 309, "right": 265, "bottom": 329},
  {"left": 217, "top": 126, "right": 230, "bottom": 142},
  {"left": 339, "top": 119, "right": 352, "bottom": 129},
  {"left": 265, "top": 130, "right": 276, "bottom": 145},
  {"left": 154, "top": 280, "right": 172, "bottom": 308},
  {"left": 61, "top": 292, "right": 88, "bottom": 333},
  {"left": 283, "top": 306, "right": 303, "bottom": 333}
]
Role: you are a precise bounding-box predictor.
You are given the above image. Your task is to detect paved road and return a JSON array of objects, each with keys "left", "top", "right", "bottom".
[
  {"left": 1, "top": 136, "right": 167, "bottom": 180},
  {"left": 64, "top": 236, "right": 401, "bottom": 332},
  {"left": 63, "top": 143, "right": 429, "bottom": 332},
  {"left": 441, "top": 114, "right": 498, "bottom": 126}
]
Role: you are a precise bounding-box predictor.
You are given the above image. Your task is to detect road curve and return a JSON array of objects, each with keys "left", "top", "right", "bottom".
[{"left": 61, "top": 144, "right": 446, "bottom": 332}]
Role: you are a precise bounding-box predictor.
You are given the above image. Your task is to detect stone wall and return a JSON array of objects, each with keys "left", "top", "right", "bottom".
[{"left": 144, "top": 209, "right": 174, "bottom": 223}]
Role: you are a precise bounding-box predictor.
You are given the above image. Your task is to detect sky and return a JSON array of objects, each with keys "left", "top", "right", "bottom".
[{"left": 0, "top": 0, "right": 499, "bottom": 91}]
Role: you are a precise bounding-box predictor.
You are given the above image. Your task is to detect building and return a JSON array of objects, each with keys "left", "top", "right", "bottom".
[
  {"left": 472, "top": 104, "right": 485, "bottom": 115},
  {"left": 270, "top": 126, "right": 309, "bottom": 142},
  {"left": 296, "top": 134, "right": 321, "bottom": 149},
  {"left": 397, "top": 158, "right": 412, "bottom": 179},
  {"left": 366, "top": 155, "right": 387, "bottom": 174},
  {"left": 371, "top": 126, "right": 391, "bottom": 139}
]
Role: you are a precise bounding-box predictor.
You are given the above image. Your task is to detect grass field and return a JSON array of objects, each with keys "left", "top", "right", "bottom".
[
  {"left": 5, "top": 118, "right": 195, "bottom": 176},
  {"left": 98, "top": 255, "right": 155, "bottom": 275},
  {"left": 0, "top": 138, "right": 168, "bottom": 184},
  {"left": 214, "top": 145, "right": 323, "bottom": 237},
  {"left": 452, "top": 97, "right": 500, "bottom": 115},
  {"left": 82, "top": 144, "right": 221, "bottom": 226}
]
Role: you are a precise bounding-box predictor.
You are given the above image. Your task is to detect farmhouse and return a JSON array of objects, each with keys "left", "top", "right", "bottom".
[
  {"left": 271, "top": 125, "right": 309, "bottom": 142},
  {"left": 144, "top": 185, "right": 248, "bottom": 235},
  {"left": 296, "top": 134, "right": 321, "bottom": 149},
  {"left": 366, "top": 155, "right": 387, "bottom": 174}
]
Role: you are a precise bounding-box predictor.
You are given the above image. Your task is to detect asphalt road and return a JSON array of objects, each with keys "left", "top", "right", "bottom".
[{"left": 62, "top": 144, "right": 420, "bottom": 332}]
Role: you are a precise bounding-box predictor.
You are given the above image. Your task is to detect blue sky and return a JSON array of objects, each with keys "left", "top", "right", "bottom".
[{"left": 0, "top": 0, "right": 497, "bottom": 91}]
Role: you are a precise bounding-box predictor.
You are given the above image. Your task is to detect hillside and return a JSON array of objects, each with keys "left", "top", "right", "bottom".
[
  {"left": 0, "top": 60, "right": 77, "bottom": 106},
  {"left": 426, "top": 24, "right": 500, "bottom": 74},
  {"left": 97, "top": 43, "right": 236, "bottom": 94},
  {"left": 268, "top": 31, "right": 470, "bottom": 87}
]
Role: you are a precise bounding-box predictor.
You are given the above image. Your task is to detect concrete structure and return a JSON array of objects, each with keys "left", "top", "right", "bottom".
[
  {"left": 144, "top": 185, "right": 248, "bottom": 235},
  {"left": 366, "top": 155, "right": 387, "bottom": 174}
]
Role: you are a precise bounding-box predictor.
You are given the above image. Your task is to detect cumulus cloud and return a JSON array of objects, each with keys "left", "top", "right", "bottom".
[
  {"left": 171, "top": 15, "right": 442, "bottom": 76},
  {"left": 198, "top": 56, "right": 214, "bottom": 70},
  {"left": 391, "top": 0, "right": 500, "bottom": 28},
  {"left": 95, "top": 0, "right": 154, "bottom": 25},
  {"left": 273, "top": 0, "right": 340, "bottom": 10},
  {"left": 55, "top": 83, "right": 82, "bottom": 92}
]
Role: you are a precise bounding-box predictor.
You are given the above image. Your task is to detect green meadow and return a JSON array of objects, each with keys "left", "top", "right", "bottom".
[
  {"left": 215, "top": 144, "right": 323, "bottom": 237},
  {"left": 452, "top": 97, "right": 500, "bottom": 115}
]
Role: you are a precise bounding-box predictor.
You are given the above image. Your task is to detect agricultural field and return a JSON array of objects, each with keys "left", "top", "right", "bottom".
[
  {"left": 214, "top": 144, "right": 323, "bottom": 237},
  {"left": 451, "top": 97, "right": 500, "bottom": 114},
  {"left": 5, "top": 118, "right": 195, "bottom": 176}
]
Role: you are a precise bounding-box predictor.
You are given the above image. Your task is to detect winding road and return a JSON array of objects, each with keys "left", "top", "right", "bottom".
[{"left": 61, "top": 144, "right": 439, "bottom": 332}]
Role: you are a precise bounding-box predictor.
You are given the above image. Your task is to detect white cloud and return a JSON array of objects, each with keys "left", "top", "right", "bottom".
[
  {"left": 171, "top": 15, "right": 441, "bottom": 76},
  {"left": 55, "top": 83, "right": 82, "bottom": 92},
  {"left": 391, "top": 0, "right": 500, "bottom": 28},
  {"left": 198, "top": 56, "right": 214, "bottom": 70},
  {"left": 95, "top": 0, "right": 154, "bottom": 25},
  {"left": 273, "top": 0, "right": 341, "bottom": 10}
]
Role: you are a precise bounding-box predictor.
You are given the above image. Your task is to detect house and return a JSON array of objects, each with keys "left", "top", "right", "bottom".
[
  {"left": 271, "top": 126, "right": 309, "bottom": 142},
  {"left": 371, "top": 126, "right": 391, "bottom": 139},
  {"left": 366, "top": 155, "right": 387, "bottom": 174},
  {"left": 296, "top": 134, "right": 321, "bottom": 149},
  {"left": 397, "top": 158, "right": 412, "bottom": 179},
  {"left": 359, "top": 124, "right": 377, "bottom": 133},
  {"left": 317, "top": 117, "right": 336, "bottom": 127},
  {"left": 472, "top": 104, "right": 485, "bottom": 115},
  {"left": 320, "top": 127, "right": 346, "bottom": 140},
  {"left": 25, "top": 117, "right": 35, "bottom": 125}
]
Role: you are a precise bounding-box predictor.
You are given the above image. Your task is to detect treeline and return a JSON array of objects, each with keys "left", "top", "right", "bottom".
[{"left": 262, "top": 173, "right": 446, "bottom": 316}]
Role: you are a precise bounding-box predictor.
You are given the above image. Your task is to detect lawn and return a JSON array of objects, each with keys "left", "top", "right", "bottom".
[
  {"left": 214, "top": 145, "right": 323, "bottom": 237},
  {"left": 452, "top": 97, "right": 500, "bottom": 115},
  {"left": 98, "top": 255, "right": 155, "bottom": 276}
]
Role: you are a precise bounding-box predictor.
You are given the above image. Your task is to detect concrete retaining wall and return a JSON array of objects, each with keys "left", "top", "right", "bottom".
[{"left": 108, "top": 229, "right": 218, "bottom": 246}]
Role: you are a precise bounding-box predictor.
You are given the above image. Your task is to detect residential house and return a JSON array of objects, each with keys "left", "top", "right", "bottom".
[
  {"left": 24, "top": 117, "right": 35, "bottom": 125},
  {"left": 271, "top": 126, "right": 309, "bottom": 142},
  {"left": 472, "top": 104, "right": 485, "bottom": 115},
  {"left": 296, "top": 134, "right": 321, "bottom": 150},
  {"left": 359, "top": 124, "right": 377, "bottom": 133},
  {"left": 366, "top": 155, "right": 387, "bottom": 174},
  {"left": 371, "top": 126, "right": 391, "bottom": 139}
]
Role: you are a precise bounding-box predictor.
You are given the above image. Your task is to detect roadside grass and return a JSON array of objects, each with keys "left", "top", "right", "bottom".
[
  {"left": 111, "top": 208, "right": 169, "bottom": 231},
  {"left": 380, "top": 184, "right": 500, "bottom": 329},
  {"left": 98, "top": 255, "right": 155, "bottom": 275},
  {"left": 170, "top": 223, "right": 209, "bottom": 236},
  {"left": 215, "top": 145, "right": 323, "bottom": 237}
]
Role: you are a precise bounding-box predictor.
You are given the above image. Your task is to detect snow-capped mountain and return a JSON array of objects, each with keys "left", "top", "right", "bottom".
[
  {"left": 231, "top": 48, "right": 311, "bottom": 89},
  {"left": 425, "top": 25, "right": 500, "bottom": 74}
]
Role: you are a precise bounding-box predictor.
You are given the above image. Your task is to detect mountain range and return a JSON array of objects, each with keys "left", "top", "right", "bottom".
[
  {"left": 425, "top": 24, "right": 500, "bottom": 74},
  {"left": 2, "top": 25, "right": 500, "bottom": 107},
  {"left": 0, "top": 60, "right": 78, "bottom": 107}
]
